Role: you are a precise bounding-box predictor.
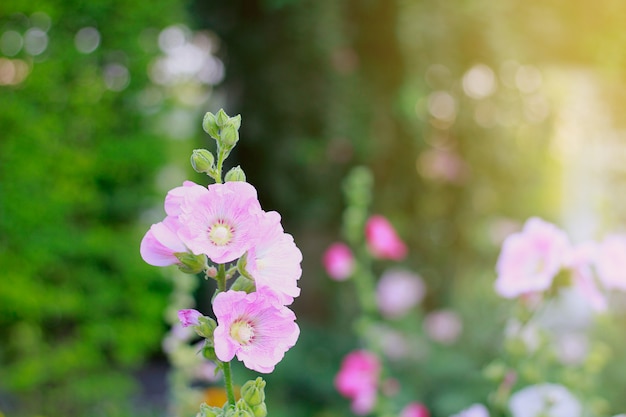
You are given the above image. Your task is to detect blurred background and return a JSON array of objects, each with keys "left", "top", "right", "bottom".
[{"left": 2, "top": 0, "right": 626, "bottom": 416}]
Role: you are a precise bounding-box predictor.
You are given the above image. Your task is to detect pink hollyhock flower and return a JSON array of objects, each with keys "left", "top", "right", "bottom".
[
  {"left": 213, "top": 290, "right": 299, "bottom": 373},
  {"left": 494, "top": 217, "right": 570, "bottom": 298},
  {"left": 335, "top": 350, "right": 380, "bottom": 415},
  {"left": 177, "top": 181, "right": 263, "bottom": 264},
  {"left": 401, "top": 402, "right": 430, "bottom": 417},
  {"left": 163, "top": 180, "right": 208, "bottom": 216},
  {"left": 595, "top": 234, "right": 626, "bottom": 291},
  {"left": 178, "top": 309, "right": 202, "bottom": 327},
  {"left": 140, "top": 216, "right": 188, "bottom": 266},
  {"left": 245, "top": 210, "right": 302, "bottom": 305},
  {"left": 450, "top": 404, "right": 489, "bottom": 417},
  {"left": 423, "top": 309, "right": 463, "bottom": 345},
  {"left": 365, "top": 215, "right": 407, "bottom": 260},
  {"left": 376, "top": 268, "right": 425, "bottom": 319},
  {"left": 323, "top": 242, "right": 355, "bottom": 281},
  {"left": 567, "top": 241, "right": 607, "bottom": 312}
]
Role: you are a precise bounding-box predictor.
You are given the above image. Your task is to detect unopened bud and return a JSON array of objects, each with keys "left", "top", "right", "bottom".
[
  {"left": 220, "top": 124, "right": 239, "bottom": 149},
  {"left": 241, "top": 377, "right": 266, "bottom": 407},
  {"left": 216, "top": 109, "right": 230, "bottom": 128},
  {"left": 198, "top": 403, "right": 223, "bottom": 417},
  {"left": 202, "top": 344, "right": 218, "bottom": 362},
  {"left": 196, "top": 316, "right": 217, "bottom": 339},
  {"left": 251, "top": 403, "right": 267, "bottom": 417},
  {"left": 203, "top": 112, "right": 220, "bottom": 139},
  {"left": 191, "top": 149, "right": 215, "bottom": 174},
  {"left": 175, "top": 252, "right": 208, "bottom": 274},
  {"left": 225, "top": 166, "right": 246, "bottom": 182}
]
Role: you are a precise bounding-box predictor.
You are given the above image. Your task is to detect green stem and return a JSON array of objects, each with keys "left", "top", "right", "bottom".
[
  {"left": 222, "top": 360, "right": 237, "bottom": 407},
  {"left": 215, "top": 263, "right": 236, "bottom": 407},
  {"left": 215, "top": 148, "right": 228, "bottom": 184}
]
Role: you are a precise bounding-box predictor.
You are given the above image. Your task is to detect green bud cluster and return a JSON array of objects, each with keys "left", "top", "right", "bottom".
[
  {"left": 174, "top": 252, "right": 208, "bottom": 274},
  {"left": 195, "top": 378, "right": 267, "bottom": 417},
  {"left": 341, "top": 166, "right": 373, "bottom": 245},
  {"left": 203, "top": 109, "right": 242, "bottom": 154}
]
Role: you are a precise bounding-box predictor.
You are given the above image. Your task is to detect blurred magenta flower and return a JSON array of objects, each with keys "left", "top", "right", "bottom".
[
  {"left": 177, "top": 181, "right": 263, "bottom": 264},
  {"left": 450, "top": 404, "right": 489, "bottom": 417},
  {"left": 177, "top": 309, "right": 202, "bottom": 327},
  {"left": 400, "top": 402, "right": 430, "bottom": 417},
  {"left": 140, "top": 216, "right": 187, "bottom": 266},
  {"left": 508, "top": 383, "right": 581, "bottom": 417},
  {"left": 335, "top": 350, "right": 381, "bottom": 415},
  {"left": 213, "top": 290, "right": 299, "bottom": 373},
  {"left": 365, "top": 215, "right": 407, "bottom": 260},
  {"left": 595, "top": 234, "right": 626, "bottom": 291},
  {"left": 376, "top": 268, "right": 425, "bottom": 319},
  {"left": 245, "top": 210, "right": 302, "bottom": 305},
  {"left": 323, "top": 242, "right": 355, "bottom": 281},
  {"left": 494, "top": 217, "right": 570, "bottom": 298}
]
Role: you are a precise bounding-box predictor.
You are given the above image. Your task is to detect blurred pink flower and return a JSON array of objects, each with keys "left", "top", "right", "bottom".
[
  {"left": 177, "top": 309, "right": 202, "bottom": 327},
  {"left": 335, "top": 350, "right": 380, "bottom": 415},
  {"left": 450, "top": 404, "right": 489, "bottom": 417},
  {"left": 177, "top": 181, "right": 263, "bottom": 264},
  {"left": 213, "top": 290, "right": 299, "bottom": 373},
  {"left": 365, "top": 215, "right": 407, "bottom": 260},
  {"left": 401, "top": 402, "right": 430, "bottom": 417},
  {"left": 567, "top": 241, "right": 607, "bottom": 312},
  {"left": 494, "top": 217, "right": 570, "bottom": 298},
  {"left": 140, "top": 215, "right": 187, "bottom": 266},
  {"left": 323, "top": 242, "right": 355, "bottom": 281},
  {"left": 376, "top": 268, "right": 425, "bottom": 318},
  {"left": 595, "top": 234, "right": 626, "bottom": 291},
  {"left": 423, "top": 309, "right": 463, "bottom": 345}
]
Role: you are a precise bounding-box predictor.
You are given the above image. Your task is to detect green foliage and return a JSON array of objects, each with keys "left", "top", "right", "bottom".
[{"left": 0, "top": 1, "right": 187, "bottom": 415}]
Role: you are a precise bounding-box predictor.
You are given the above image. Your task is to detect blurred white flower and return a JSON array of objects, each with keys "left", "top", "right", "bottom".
[
  {"left": 450, "top": 403, "right": 489, "bottom": 417},
  {"left": 509, "top": 383, "right": 582, "bottom": 417}
]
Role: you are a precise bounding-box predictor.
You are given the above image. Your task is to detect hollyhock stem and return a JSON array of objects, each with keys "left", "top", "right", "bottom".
[
  {"left": 215, "top": 262, "right": 236, "bottom": 407},
  {"left": 353, "top": 247, "right": 378, "bottom": 317},
  {"left": 222, "top": 360, "right": 236, "bottom": 407}
]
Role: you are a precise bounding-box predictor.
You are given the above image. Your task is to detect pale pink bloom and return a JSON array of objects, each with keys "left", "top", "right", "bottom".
[
  {"left": 423, "top": 309, "right": 463, "bottom": 345},
  {"left": 509, "top": 383, "right": 581, "bottom": 417},
  {"left": 177, "top": 309, "right": 202, "bottom": 327},
  {"left": 400, "top": 402, "right": 430, "bottom": 417},
  {"left": 213, "top": 290, "right": 299, "bottom": 373},
  {"left": 365, "top": 215, "right": 407, "bottom": 260},
  {"left": 450, "top": 404, "right": 489, "bottom": 417},
  {"left": 245, "top": 211, "right": 302, "bottom": 305},
  {"left": 323, "top": 242, "right": 355, "bottom": 281},
  {"left": 595, "top": 234, "right": 626, "bottom": 291},
  {"left": 177, "top": 181, "right": 262, "bottom": 264},
  {"left": 567, "top": 241, "right": 606, "bottom": 312},
  {"left": 376, "top": 268, "right": 425, "bottom": 318},
  {"left": 140, "top": 216, "right": 188, "bottom": 266},
  {"left": 164, "top": 180, "right": 208, "bottom": 216},
  {"left": 494, "top": 217, "right": 570, "bottom": 298},
  {"left": 335, "top": 350, "right": 380, "bottom": 415}
]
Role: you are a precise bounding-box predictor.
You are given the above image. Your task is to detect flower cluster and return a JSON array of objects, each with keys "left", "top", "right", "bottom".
[
  {"left": 140, "top": 110, "right": 301, "bottom": 415},
  {"left": 495, "top": 216, "right": 626, "bottom": 310}
]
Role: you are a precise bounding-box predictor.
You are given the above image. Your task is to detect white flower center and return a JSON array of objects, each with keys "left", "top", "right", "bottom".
[
  {"left": 209, "top": 221, "right": 233, "bottom": 246},
  {"left": 230, "top": 320, "right": 255, "bottom": 345}
]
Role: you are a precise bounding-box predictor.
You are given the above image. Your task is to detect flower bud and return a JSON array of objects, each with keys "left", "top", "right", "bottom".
[
  {"left": 216, "top": 108, "right": 230, "bottom": 128},
  {"left": 191, "top": 149, "right": 215, "bottom": 174},
  {"left": 251, "top": 403, "right": 267, "bottom": 417},
  {"left": 202, "top": 343, "right": 218, "bottom": 362},
  {"left": 241, "top": 377, "right": 266, "bottom": 407},
  {"left": 203, "top": 112, "right": 220, "bottom": 139},
  {"left": 198, "top": 403, "right": 224, "bottom": 417},
  {"left": 220, "top": 125, "right": 239, "bottom": 149},
  {"left": 174, "top": 252, "right": 208, "bottom": 274},
  {"left": 196, "top": 315, "right": 218, "bottom": 339},
  {"left": 225, "top": 166, "right": 246, "bottom": 182}
]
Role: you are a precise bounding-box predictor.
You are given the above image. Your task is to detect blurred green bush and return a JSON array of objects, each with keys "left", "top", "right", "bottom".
[{"left": 0, "top": 1, "right": 188, "bottom": 415}]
